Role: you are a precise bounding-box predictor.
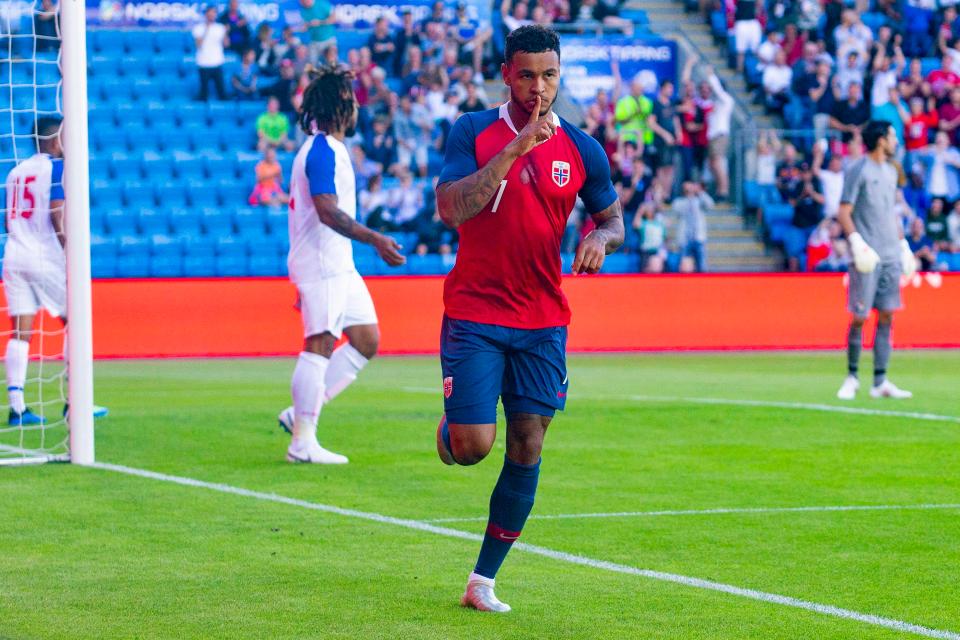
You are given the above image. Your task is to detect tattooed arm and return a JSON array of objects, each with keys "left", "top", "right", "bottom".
[
  {"left": 437, "top": 96, "right": 556, "bottom": 228},
  {"left": 571, "top": 200, "right": 625, "bottom": 274},
  {"left": 313, "top": 194, "right": 406, "bottom": 266}
]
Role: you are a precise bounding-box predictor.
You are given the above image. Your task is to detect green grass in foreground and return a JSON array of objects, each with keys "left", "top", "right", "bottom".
[{"left": 1, "top": 351, "right": 959, "bottom": 639}]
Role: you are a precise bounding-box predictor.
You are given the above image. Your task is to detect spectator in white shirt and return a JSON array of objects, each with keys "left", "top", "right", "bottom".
[
  {"left": 812, "top": 139, "right": 843, "bottom": 218},
  {"left": 192, "top": 5, "right": 230, "bottom": 101},
  {"left": 835, "top": 50, "right": 866, "bottom": 98},
  {"left": 762, "top": 49, "right": 793, "bottom": 111},
  {"left": 869, "top": 46, "right": 905, "bottom": 109},
  {"left": 502, "top": 0, "right": 534, "bottom": 33},
  {"left": 701, "top": 65, "right": 734, "bottom": 201},
  {"left": 833, "top": 10, "right": 873, "bottom": 61},
  {"left": 756, "top": 31, "right": 783, "bottom": 72},
  {"left": 387, "top": 172, "right": 425, "bottom": 228}
]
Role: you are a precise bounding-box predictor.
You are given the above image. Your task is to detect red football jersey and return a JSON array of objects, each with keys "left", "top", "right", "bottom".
[{"left": 438, "top": 104, "right": 617, "bottom": 329}]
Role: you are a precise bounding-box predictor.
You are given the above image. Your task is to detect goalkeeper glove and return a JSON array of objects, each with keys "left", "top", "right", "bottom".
[
  {"left": 900, "top": 238, "right": 918, "bottom": 278},
  {"left": 848, "top": 232, "right": 880, "bottom": 274}
]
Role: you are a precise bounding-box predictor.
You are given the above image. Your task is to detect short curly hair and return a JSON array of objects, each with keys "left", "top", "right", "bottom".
[{"left": 504, "top": 24, "right": 560, "bottom": 64}]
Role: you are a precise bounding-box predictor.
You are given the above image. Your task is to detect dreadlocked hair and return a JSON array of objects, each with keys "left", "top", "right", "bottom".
[{"left": 298, "top": 64, "right": 357, "bottom": 135}]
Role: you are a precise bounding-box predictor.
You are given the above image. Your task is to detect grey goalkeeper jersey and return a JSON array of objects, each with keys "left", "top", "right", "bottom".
[{"left": 840, "top": 157, "right": 901, "bottom": 263}]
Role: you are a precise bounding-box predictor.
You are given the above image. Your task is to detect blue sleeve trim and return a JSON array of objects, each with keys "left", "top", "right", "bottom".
[
  {"left": 305, "top": 135, "right": 336, "bottom": 196},
  {"left": 49, "top": 157, "right": 64, "bottom": 201},
  {"left": 438, "top": 112, "right": 479, "bottom": 185},
  {"left": 562, "top": 118, "right": 618, "bottom": 215}
]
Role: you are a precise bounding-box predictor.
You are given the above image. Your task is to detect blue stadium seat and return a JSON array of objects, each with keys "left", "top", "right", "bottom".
[
  {"left": 122, "top": 180, "right": 156, "bottom": 208},
  {"left": 90, "top": 209, "right": 108, "bottom": 235},
  {"left": 764, "top": 203, "right": 794, "bottom": 226},
  {"left": 189, "top": 183, "right": 220, "bottom": 209},
  {"left": 248, "top": 253, "right": 283, "bottom": 276},
  {"left": 177, "top": 103, "right": 209, "bottom": 127},
  {"left": 354, "top": 253, "right": 383, "bottom": 276},
  {"left": 95, "top": 77, "right": 133, "bottom": 103},
  {"left": 35, "top": 62, "right": 61, "bottom": 86},
  {"left": 116, "top": 252, "right": 151, "bottom": 277},
  {"left": 264, "top": 206, "right": 288, "bottom": 237},
  {"left": 234, "top": 207, "right": 267, "bottom": 236},
  {"left": 89, "top": 109, "right": 116, "bottom": 131},
  {"left": 153, "top": 30, "right": 193, "bottom": 55},
  {"left": 141, "top": 154, "right": 176, "bottom": 181},
  {"left": 172, "top": 153, "right": 205, "bottom": 180},
  {"left": 134, "top": 129, "right": 165, "bottom": 154},
  {"left": 89, "top": 157, "right": 112, "bottom": 180},
  {"left": 168, "top": 207, "right": 202, "bottom": 237},
  {"left": 149, "top": 236, "right": 184, "bottom": 277},
  {"left": 600, "top": 253, "right": 639, "bottom": 274},
  {"left": 111, "top": 157, "right": 143, "bottom": 182},
  {"left": 133, "top": 80, "right": 166, "bottom": 103},
  {"left": 200, "top": 207, "right": 232, "bottom": 235},
  {"left": 104, "top": 208, "right": 138, "bottom": 236},
  {"left": 185, "top": 127, "right": 221, "bottom": 156},
  {"left": 95, "top": 129, "right": 129, "bottom": 153},
  {"left": 90, "top": 30, "right": 125, "bottom": 55},
  {"left": 215, "top": 239, "right": 248, "bottom": 276},
  {"left": 90, "top": 187, "right": 122, "bottom": 210},
  {"left": 144, "top": 110, "right": 177, "bottom": 132},
  {"left": 138, "top": 208, "right": 170, "bottom": 235},
  {"left": 183, "top": 241, "right": 217, "bottom": 277},
  {"left": 406, "top": 254, "right": 444, "bottom": 275},
  {"left": 163, "top": 132, "right": 194, "bottom": 155},
  {"left": 112, "top": 103, "right": 145, "bottom": 129},
  {"left": 155, "top": 183, "right": 189, "bottom": 209},
  {"left": 216, "top": 178, "right": 247, "bottom": 206},
  {"left": 91, "top": 246, "right": 118, "bottom": 278}
]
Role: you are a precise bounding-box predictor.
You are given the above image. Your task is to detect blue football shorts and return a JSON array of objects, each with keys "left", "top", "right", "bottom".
[{"left": 439, "top": 315, "right": 569, "bottom": 425}]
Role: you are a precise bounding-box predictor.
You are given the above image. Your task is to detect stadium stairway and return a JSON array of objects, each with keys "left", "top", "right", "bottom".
[
  {"left": 626, "top": 0, "right": 782, "bottom": 271},
  {"left": 667, "top": 201, "right": 781, "bottom": 272},
  {"left": 630, "top": 0, "right": 779, "bottom": 131}
]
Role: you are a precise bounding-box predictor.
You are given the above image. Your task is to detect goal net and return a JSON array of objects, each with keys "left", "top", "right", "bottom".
[{"left": 1, "top": 0, "right": 94, "bottom": 466}]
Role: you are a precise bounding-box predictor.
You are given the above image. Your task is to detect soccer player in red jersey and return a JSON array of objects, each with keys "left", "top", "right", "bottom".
[{"left": 433, "top": 25, "right": 624, "bottom": 612}]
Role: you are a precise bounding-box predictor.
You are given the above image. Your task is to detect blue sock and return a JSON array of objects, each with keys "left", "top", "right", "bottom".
[{"left": 473, "top": 455, "right": 540, "bottom": 580}]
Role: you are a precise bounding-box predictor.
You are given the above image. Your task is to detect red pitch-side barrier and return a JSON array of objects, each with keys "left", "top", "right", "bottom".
[{"left": 2, "top": 273, "right": 957, "bottom": 358}]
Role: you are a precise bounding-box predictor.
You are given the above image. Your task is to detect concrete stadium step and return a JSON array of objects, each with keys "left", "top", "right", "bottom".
[{"left": 707, "top": 240, "right": 768, "bottom": 256}]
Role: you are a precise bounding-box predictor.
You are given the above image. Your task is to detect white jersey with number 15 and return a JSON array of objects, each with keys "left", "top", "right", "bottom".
[{"left": 3, "top": 153, "right": 65, "bottom": 270}]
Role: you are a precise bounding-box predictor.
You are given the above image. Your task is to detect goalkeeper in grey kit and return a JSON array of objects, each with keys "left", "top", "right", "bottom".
[{"left": 836, "top": 120, "right": 916, "bottom": 400}]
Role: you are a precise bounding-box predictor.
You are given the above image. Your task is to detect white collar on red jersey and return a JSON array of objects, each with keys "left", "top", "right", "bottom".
[{"left": 499, "top": 102, "right": 561, "bottom": 135}]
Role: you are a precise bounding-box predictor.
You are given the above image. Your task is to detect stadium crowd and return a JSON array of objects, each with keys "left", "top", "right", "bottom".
[
  {"left": 188, "top": 0, "right": 684, "bottom": 263},
  {"left": 705, "top": 0, "right": 960, "bottom": 270}
]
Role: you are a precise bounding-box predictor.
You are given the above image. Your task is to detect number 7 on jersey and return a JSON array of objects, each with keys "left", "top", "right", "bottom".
[{"left": 491, "top": 179, "right": 507, "bottom": 213}]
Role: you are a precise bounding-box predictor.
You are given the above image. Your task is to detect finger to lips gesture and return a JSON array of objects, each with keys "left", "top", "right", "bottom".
[{"left": 514, "top": 96, "right": 556, "bottom": 156}]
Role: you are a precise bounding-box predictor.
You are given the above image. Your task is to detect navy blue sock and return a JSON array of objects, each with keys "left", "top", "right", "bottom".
[{"left": 474, "top": 455, "right": 540, "bottom": 580}]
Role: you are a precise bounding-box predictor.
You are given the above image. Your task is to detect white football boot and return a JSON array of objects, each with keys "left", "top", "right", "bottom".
[
  {"left": 278, "top": 406, "right": 295, "bottom": 435},
  {"left": 286, "top": 438, "right": 349, "bottom": 464},
  {"left": 461, "top": 576, "right": 511, "bottom": 613},
  {"left": 836, "top": 375, "right": 860, "bottom": 400},
  {"left": 870, "top": 379, "right": 913, "bottom": 399}
]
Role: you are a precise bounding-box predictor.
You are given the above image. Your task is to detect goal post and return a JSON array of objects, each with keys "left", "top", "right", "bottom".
[
  {"left": 61, "top": 0, "right": 94, "bottom": 465},
  {"left": 0, "top": 0, "right": 94, "bottom": 466}
]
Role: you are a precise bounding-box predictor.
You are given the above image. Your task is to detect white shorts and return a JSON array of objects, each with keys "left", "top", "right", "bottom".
[
  {"left": 296, "top": 270, "right": 378, "bottom": 340},
  {"left": 734, "top": 20, "right": 762, "bottom": 54},
  {"left": 2, "top": 264, "right": 67, "bottom": 318}
]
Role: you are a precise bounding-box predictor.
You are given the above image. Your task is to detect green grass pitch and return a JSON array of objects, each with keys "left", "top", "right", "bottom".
[{"left": 2, "top": 351, "right": 959, "bottom": 639}]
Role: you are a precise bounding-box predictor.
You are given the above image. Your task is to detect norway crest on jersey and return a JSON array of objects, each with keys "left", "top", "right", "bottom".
[{"left": 551, "top": 160, "right": 570, "bottom": 188}]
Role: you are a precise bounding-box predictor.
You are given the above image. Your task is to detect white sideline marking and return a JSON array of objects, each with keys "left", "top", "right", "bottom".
[
  {"left": 91, "top": 461, "right": 960, "bottom": 640},
  {"left": 399, "top": 387, "right": 960, "bottom": 424},
  {"left": 425, "top": 503, "right": 960, "bottom": 523}
]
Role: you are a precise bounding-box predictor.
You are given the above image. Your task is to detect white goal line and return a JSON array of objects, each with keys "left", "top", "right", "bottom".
[
  {"left": 398, "top": 387, "right": 960, "bottom": 424},
  {"left": 424, "top": 502, "right": 960, "bottom": 523},
  {"left": 90, "top": 461, "right": 960, "bottom": 640}
]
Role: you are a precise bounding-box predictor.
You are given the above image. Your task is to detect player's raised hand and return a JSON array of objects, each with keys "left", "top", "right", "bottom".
[
  {"left": 572, "top": 233, "right": 607, "bottom": 275},
  {"left": 373, "top": 233, "right": 407, "bottom": 267},
  {"left": 511, "top": 96, "right": 556, "bottom": 157}
]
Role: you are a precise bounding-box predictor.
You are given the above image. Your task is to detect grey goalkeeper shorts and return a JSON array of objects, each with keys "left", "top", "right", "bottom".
[{"left": 848, "top": 261, "right": 902, "bottom": 317}]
